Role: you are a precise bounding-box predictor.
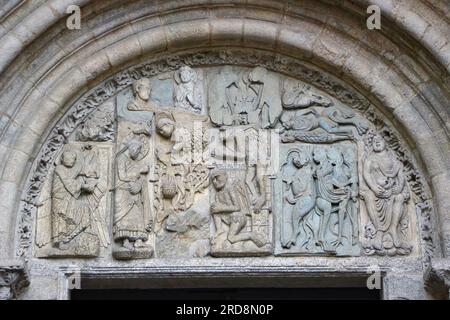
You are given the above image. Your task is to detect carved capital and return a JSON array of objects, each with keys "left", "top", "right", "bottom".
[
  {"left": 424, "top": 258, "right": 450, "bottom": 298},
  {"left": 0, "top": 260, "right": 30, "bottom": 300}
]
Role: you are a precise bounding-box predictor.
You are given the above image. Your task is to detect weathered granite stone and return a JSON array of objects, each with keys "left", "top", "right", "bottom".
[
  {"left": 383, "top": 273, "right": 428, "bottom": 300},
  {"left": 35, "top": 142, "right": 113, "bottom": 258},
  {"left": 360, "top": 131, "right": 414, "bottom": 256},
  {"left": 0, "top": 1, "right": 449, "bottom": 301},
  {"left": 275, "top": 142, "right": 360, "bottom": 257}
]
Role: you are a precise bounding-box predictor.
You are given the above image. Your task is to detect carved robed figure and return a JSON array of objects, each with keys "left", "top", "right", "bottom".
[
  {"left": 362, "top": 133, "right": 412, "bottom": 255},
  {"left": 113, "top": 137, "right": 153, "bottom": 259},
  {"left": 51, "top": 145, "right": 106, "bottom": 256}
]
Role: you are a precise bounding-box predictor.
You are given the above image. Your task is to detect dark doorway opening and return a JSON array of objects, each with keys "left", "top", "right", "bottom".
[{"left": 71, "top": 287, "right": 381, "bottom": 300}]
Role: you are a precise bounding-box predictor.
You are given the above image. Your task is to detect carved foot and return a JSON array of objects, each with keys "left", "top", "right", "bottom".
[
  {"left": 331, "top": 238, "right": 344, "bottom": 248},
  {"left": 122, "top": 239, "right": 134, "bottom": 250},
  {"left": 134, "top": 239, "right": 149, "bottom": 249},
  {"left": 213, "top": 230, "right": 228, "bottom": 242},
  {"left": 283, "top": 240, "right": 296, "bottom": 249},
  {"left": 372, "top": 231, "right": 384, "bottom": 251},
  {"left": 252, "top": 234, "right": 266, "bottom": 248},
  {"left": 317, "top": 240, "right": 336, "bottom": 254},
  {"left": 55, "top": 242, "right": 70, "bottom": 251},
  {"left": 395, "top": 242, "right": 412, "bottom": 255},
  {"left": 315, "top": 239, "right": 325, "bottom": 248}
]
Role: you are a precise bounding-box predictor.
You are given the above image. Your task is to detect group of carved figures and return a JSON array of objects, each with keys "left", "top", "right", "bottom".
[
  {"left": 280, "top": 145, "right": 359, "bottom": 255},
  {"left": 279, "top": 134, "right": 411, "bottom": 256},
  {"left": 44, "top": 65, "right": 414, "bottom": 260}
]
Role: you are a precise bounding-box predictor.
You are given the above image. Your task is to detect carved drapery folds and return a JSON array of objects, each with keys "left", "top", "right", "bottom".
[
  {"left": 36, "top": 141, "right": 112, "bottom": 258},
  {"left": 361, "top": 131, "right": 413, "bottom": 256},
  {"left": 50, "top": 144, "right": 109, "bottom": 257},
  {"left": 24, "top": 50, "right": 431, "bottom": 263},
  {"left": 113, "top": 123, "right": 153, "bottom": 260},
  {"left": 276, "top": 143, "right": 360, "bottom": 256},
  {"left": 0, "top": 261, "right": 29, "bottom": 300}
]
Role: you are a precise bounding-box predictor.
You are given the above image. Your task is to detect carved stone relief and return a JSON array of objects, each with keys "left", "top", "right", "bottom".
[
  {"left": 275, "top": 142, "right": 360, "bottom": 256},
  {"left": 36, "top": 141, "right": 112, "bottom": 258},
  {"left": 209, "top": 167, "right": 272, "bottom": 257},
  {"left": 360, "top": 130, "right": 414, "bottom": 256},
  {"left": 151, "top": 109, "right": 211, "bottom": 258},
  {"left": 280, "top": 80, "right": 369, "bottom": 144},
  {"left": 174, "top": 66, "right": 205, "bottom": 114},
  {"left": 208, "top": 66, "right": 282, "bottom": 129},
  {"left": 27, "top": 51, "right": 427, "bottom": 262},
  {"left": 208, "top": 120, "right": 275, "bottom": 256},
  {"left": 76, "top": 101, "right": 115, "bottom": 142},
  {"left": 0, "top": 261, "right": 29, "bottom": 300},
  {"left": 112, "top": 108, "right": 154, "bottom": 260}
]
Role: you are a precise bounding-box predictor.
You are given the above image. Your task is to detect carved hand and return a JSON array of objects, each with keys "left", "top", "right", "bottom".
[
  {"left": 380, "top": 188, "right": 392, "bottom": 199},
  {"left": 285, "top": 195, "right": 297, "bottom": 205},
  {"left": 351, "top": 190, "right": 358, "bottom": 202},
  {"left": 129, "top": 181, "right": 142, "bottom": 195},
  {"left": 140, "top": 165, "right": 149, "bottom": 174},
  {"left": 81, "top": 179, "right": 97, "bottom": 193},
  {"left": 373, "top": 185, "right": 385, "bottom": 197},
  {"left": 254, "top": 197, "right": 266, "bottom": 214},
  {"left": 145, "top": 221, "right": 153, "bottom": 233},
  {"left": 210, "top": 203, "right": 220, "bottom": 213}
]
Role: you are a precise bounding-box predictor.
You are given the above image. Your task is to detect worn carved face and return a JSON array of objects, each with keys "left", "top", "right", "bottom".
[
  {"left": 292, "top": 153, "right": 305, "bottom": 168},
  {"left": 62, "top": 151, "right": 77, "bottom": 168},
  {"left": 129, "top": 144, "right": 142, "bottom": 160},
  {"left": 180, "top": 68, "right": 194, "bottom": 83},
  {"left": 373, "top": 135, "right": 386, "bottom": 153},
  {"left": 313, "top": 149, "right": 326, "bottom": 163},
  {"left": 212, "top": 173, "right": 227, "bottom": 190},
  {"left": 248, "top": 67, "right": 266, "bottom": 83},
  {"left": 135, "top": 79, "right": 151, "bottom": 101},
  {"left": 237, "top": 113, "right": 249, "bottom": 125},
  {"left": 157, "top": 122, "right": 175, "bottom": 138},
  {"left": 327, "top": 149, "right": 343, "bottom": 166}
]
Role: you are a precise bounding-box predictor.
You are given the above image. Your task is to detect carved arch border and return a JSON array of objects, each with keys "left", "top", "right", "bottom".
[{"left": 16, "top": 47, "right": 438, "bottom": 268}]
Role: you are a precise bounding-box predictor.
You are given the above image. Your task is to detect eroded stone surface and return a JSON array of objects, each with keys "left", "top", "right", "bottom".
[
  {"left": 30, "top": 65, "right": 425, "bottom": 262},
  {"left": 0, "top": 1, "right": 447, "bottom": 298}
]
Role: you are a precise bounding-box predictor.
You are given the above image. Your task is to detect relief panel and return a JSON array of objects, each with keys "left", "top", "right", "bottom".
[
  {"left": 35, "top": 142, "right": 113, "bottom": 258},
  {"left": 274, "top": 142, "right": 360, "bottom": 256},
  {"left": 31, "top": 61, "right": 422, "bottom": 261}
]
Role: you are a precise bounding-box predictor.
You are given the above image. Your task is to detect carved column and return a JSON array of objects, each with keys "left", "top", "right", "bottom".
[
  {"left": 425, "top": 259, "right": 450, "bottom": 299},
  {"left": 0, "top": 260, "right": 30, "bottom": 300}
]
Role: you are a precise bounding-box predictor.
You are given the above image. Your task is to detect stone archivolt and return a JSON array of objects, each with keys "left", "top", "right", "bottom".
[
  {"left": 0, "top": 0, "right": 447, "bottom": 301},
  {"left": 25, "top": 52, "right": 430, "bottom": 262}
]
